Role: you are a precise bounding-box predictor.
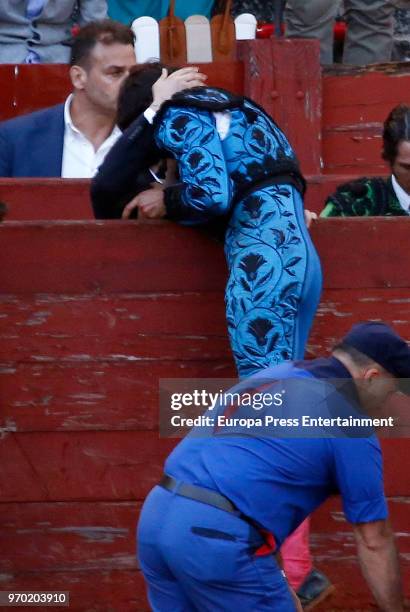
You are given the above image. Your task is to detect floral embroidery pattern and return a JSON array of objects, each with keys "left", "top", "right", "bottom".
[{"left": 156, "top": 89, "right": 320, "bottom": 376}]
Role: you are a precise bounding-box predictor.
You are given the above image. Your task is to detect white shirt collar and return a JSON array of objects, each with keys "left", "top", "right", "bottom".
[
  {"left": 61, "top": 95, "right": 122, "bottom": 178},
  {"left": 64, "top": 94, "right": 78, "bottom": 133},
  {"left": 63, "top": 94, "right": 122, "bottom": 141},
  {"left": 391, "top": 173, "right": 410, "bottom": 213}
]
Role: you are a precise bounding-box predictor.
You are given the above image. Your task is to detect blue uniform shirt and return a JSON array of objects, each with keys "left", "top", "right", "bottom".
[{"left": 164, "top": 357, "right": 388, "bottom": 547}]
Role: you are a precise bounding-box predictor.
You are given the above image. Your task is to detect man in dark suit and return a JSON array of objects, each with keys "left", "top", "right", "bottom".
[{"left": 0, "top": 19, "right": 136, "bottom": 178}]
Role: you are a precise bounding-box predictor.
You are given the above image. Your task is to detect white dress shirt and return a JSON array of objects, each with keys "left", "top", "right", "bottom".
[
  {"left": 143, "top": 107, "right": 231, "bottom": 140},
  {"left": 391, "top": 173, "right": 410, "bottom": 214},
  {"left": 61, "top": 95, "right": 122, "bottom": 178}
]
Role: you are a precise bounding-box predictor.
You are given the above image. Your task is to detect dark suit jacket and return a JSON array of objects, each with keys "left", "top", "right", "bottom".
[
  {"left": 91, "top": 113, "right": 166, "bottom": 219},
  {"left": 91, "top": 109, "right": 227, "bottom": 239},
  {"left": 0, "top": 104, "right": 65, "bottom": 177}
]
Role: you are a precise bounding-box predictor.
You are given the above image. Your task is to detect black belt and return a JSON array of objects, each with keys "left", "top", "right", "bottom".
[{"left": 159, "top": 475, "right": 238, "bottom": 515}]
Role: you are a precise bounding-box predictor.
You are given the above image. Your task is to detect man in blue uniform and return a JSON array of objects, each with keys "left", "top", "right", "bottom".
[{"left": 138, "top": 321, "right": 409, "bottom": 611}]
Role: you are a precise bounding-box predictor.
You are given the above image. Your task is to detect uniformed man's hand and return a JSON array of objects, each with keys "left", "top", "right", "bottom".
[
  {"left": 122, "top": 188, "right": 166, "bottom": 220},
  {"left": 150, "top": 67, "right": 207, "bottom": 112},
  {"left": 290, "top": 587, "right": 303, "bottom": 611}
]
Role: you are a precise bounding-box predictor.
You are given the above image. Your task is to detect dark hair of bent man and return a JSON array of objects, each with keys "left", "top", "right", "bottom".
[
  {"left": 117, "top": 62, "right": 178, "bottom": 131},
  {"left": 382, "top": 103, "right": 410, "bottom": 165},
  {"left": 70, "top": 19, "right": 135, "bottom": 68}
]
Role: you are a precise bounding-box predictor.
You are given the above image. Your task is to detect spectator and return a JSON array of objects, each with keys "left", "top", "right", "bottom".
[
  {"left": 108, "top": 1, "right": 214, "bottom": 24},
  {"left": 108, "top": 0, "right": 276, "bottom": 25},
  {"left": 321, "top": 104, "right": 410, "bottom": 217},
  {"left": 0, "top": 20, "right": 136, "bottom": 178},
  {"left": 0, "top": 1, "right": 107, "bottom": 64},
  {"left": 213, "top": 0, "right": 279, "bottom": 22},
  {"left": 392, "top": 1, "right": 410, "bottom": 62},
  {"left": 285, "top": 1, "right": 395, "bottom": 65}
]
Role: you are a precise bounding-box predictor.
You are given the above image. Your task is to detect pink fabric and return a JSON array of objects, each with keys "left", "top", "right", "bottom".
[{"left": 281, "top": 518, "right": 313, "bottom": 590}]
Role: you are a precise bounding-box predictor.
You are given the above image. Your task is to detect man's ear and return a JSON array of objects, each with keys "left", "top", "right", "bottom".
[
  {"left": 70, "top": 65, "right": 87, "bottom": 90},
  {"left": 363, "top": 366, "right": 382, "bottom": 383}
]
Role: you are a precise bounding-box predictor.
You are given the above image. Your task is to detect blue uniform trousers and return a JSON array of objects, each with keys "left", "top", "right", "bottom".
[{"left": 137, "top": 485, "right": 297, "bottom": 611}]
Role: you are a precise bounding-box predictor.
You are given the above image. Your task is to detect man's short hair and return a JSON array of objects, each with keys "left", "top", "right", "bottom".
[
  {"left": 333, "top": 342, "right": 376, "bottom": 367},
  {"left": 382, "top": 104, "right": 410, "bottom": 165},
  {"left": 70, "top": 19, "right": 135, "bottom": 68}
]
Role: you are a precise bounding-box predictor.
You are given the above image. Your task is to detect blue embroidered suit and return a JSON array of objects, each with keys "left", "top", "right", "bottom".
[{"left": 154, "top": 88, "right": 322, "bottom": 376}]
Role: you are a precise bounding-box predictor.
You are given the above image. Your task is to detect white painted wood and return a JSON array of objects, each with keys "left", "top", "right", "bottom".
[
  {"left": 131, "top": 16, "right": 160, "bottom": 63},
  {"left": 234, "top": 13, "right": 257, "bottom": 40},
  {"left": 185, "top": 15, "right": 213, "bottom": 63}
]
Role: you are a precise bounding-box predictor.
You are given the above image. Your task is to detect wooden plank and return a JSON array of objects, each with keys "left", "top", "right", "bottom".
[
  {"left": 0, "top": 65, "right": 15, "bottom": 122},
  {"left": 310, "top": 288, "right": 410, "bottom": 353},
  {"left": 322, "top": 131, "right": 387, "bottom": 175},
  {"left": 4, "top": 286, "right": 409, "bottom": 365},
  {"left": 1, "top": 566, "right": 408, "bottom": 612},
  {"left": 0, "top": 64, "right": 71, "bottom": 122},
  {"left": 0, "top": 433, "right": 407, "bottom": 502},
  {"left": 194, "top": 61, "right": 244, "bottom": 94},
  {"left": 0, "top": 328, "right": 231, "bottom": 362},
  {"left": 2, "top": 219, "right": 410, "bottom": 293},
  {"left": 0, "top": 500, "right": 408, "bottom": 611},
  {"left": 0, "top": 62, "right": 243, "bottom": 122},
  {"left": 0, "top": 570, "right": 148, "bottom": 612},
  {"left": 0, "top": 221, "right": 227, "bottom": 294},
  {"left": 311, "top": 218, "right": 410, "bottom": 289},
  {"left": 0, "top": 293, "right": 228, "bottom": 337},
  {"left": 0, "top": 180, "right": 93, "bottom": 221},
  {"left": 2, "top": 358, "right": 409, "bottom": 435},
  {"left": 1, "top": 498, "right": 408, "bottom": 572},
  {"left": 0, "top": 174, "right": 362, "bottom": 221},
  {"left": 0, "top": 431, "right": 177, "bottom": 502},
  {"left": 0, "top": 502, "right": 139, "bottom": 573},
  {"left": 322, "top": 69, "right": 410, "bottom": 175},
  {"left": 238, "top": 38, "right": 322, "bottom": 175},
  {"left": 1, "top": 348, "right": 409, "bottom": 436},
  {"left": 2, "top": 290, "right": 408, "bottom": 351},
  {"left": 323, "top": 69, "right": 410, "bottom": 120},
  {"left": 0, "top": 361, "right": 235, "bottom": 432}
]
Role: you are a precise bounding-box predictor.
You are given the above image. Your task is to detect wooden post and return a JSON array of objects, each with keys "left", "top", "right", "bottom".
[{"left": 238, "top": 38, "right": 322, "bottom": 175}]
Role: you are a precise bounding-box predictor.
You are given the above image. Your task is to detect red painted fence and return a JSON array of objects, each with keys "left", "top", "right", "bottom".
[
  {"left": 1, "top": 38, "right": 410, "bottom": 611},
  {"left": 0, "top": 174, "right": 367, "bottom": 221},
  {"left": 1, "top": 218, "right": 410, "bottom": 611}
]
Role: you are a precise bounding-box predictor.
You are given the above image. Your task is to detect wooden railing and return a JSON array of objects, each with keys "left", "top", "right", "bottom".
[{"left": 0, "top": 218, "right": 409, "bottom": 610}]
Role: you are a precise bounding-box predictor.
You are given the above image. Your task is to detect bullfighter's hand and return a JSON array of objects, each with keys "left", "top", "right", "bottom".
[
  {"left": 151, "top": 67, "right": 207, "bottom": 112},
  {"left": 122, "top": 188, "right": 166, "bottom": 220}
]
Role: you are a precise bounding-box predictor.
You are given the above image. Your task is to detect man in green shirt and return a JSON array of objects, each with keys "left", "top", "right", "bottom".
[{"left": 321, "top": 104, "right": 410, "bottom": 217}]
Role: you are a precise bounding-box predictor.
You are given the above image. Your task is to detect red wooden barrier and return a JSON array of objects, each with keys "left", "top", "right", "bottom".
[
  {"left": 0, "top": 62, "right": 244, "bottom": 122},
  {"left": 0, "top": 218, "right": 409, "bottom": 610},
  {"left": 322, "top": 63, "right": 410, "bottom": 175},
  {"left": 0, "top": 174, "right": 376, "bottom": 221},
  {"left": 1, "top": 42, "right": 410, "bottom": 610},
  {"left": 0, "top": 179, "right": 92, "bottom": 220},
  {"left": 0, "top": 64, "right": 71, "bottom": 121}
]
